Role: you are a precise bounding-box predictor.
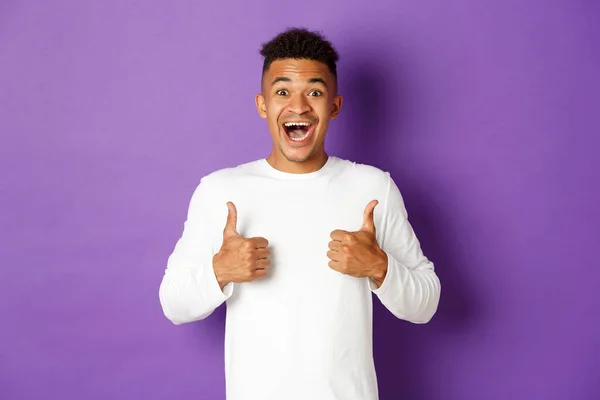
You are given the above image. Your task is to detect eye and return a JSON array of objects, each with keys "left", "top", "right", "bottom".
[
  {"left": 308, "top": 90, "right": 322, "bottom": 97},
  {"left": 276, "top": 89, "right": 288, "bottom": 96}
]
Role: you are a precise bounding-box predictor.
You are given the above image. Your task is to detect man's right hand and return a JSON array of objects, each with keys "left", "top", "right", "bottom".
[{"left": 213, "top": 202, "right": 270, "bottom": 289}]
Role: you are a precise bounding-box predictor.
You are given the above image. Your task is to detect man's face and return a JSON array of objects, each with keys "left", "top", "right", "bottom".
[{"left": 256, "top": 59, "right": 342, "bottom": 164}]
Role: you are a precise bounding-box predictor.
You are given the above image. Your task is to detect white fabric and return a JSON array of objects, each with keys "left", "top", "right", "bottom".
[{"left": 159, "top": 156, "right": 441, "bottom": 400}]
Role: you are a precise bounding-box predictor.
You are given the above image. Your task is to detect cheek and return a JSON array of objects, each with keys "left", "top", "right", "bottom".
[
  {"left": 265, "top": 107, "right": 282, "bottom": 136},
  {"left": 267, "top": 110, "right": 280, "bottom": 126},
  {"left": 315, "top": 100, "right": 333, "bottom": 118},
  {"left": 266, "top": 102, "right": 283, "bottom": 119}
]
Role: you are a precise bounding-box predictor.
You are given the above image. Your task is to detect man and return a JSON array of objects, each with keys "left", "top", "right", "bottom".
[{"left": 159, "top": 28, "right": 441, "bottom": 400}]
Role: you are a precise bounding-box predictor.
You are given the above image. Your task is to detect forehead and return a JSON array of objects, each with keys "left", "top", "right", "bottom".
[{"left": 265, "top": 59, "right": 333, "bottom": 83}]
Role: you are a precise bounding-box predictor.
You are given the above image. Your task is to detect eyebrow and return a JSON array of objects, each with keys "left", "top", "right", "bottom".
[
  {"left": 271, "top": 77, "right": 291, "bottom": 86},
  {"left": 308, "top": 77, "right": 327, "bottom": 87},
  {"left": 271, "top": 76, "right": 328, "bottom": 87}
]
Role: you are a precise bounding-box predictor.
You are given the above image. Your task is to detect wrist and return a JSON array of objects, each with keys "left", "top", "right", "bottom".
[
  {"left": 213, "top": 253, "right": 230, "bottom": 289},
  {"left": 370, "top": 250, "right": 388, "bottom": 285}
]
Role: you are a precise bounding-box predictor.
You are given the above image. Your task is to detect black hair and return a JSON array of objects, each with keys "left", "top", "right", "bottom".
[{"left": 259, "top": 27, "right": 339, "bottom": 80}]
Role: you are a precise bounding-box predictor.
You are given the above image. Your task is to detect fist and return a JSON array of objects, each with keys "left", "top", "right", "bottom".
[
  {"left": 327, "top": 200, "right": 388, "bottom": 285},
  {"left": 213, "top": 202, "right": 270, "bottom": 288}
]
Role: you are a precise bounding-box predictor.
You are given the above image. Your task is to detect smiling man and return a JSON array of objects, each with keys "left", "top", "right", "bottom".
[
  {"left": 257, "top": 55, "right": 341, "bottom": 170},
  {"left": 159, "top": 28, "right": 441, "bottom": 400}
]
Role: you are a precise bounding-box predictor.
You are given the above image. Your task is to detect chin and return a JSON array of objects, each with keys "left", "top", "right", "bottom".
[{"left": 280, "top": 146, "right": 316, "bottom": 163}]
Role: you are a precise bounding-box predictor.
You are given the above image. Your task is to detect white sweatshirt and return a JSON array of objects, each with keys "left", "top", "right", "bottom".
[{"left": 159, "top": 156, "right": 440, "bottom": 400}]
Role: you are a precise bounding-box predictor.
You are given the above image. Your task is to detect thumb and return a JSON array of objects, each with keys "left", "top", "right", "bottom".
[
  {"left": 360, "top": 200, "right": 378, "bottom": 234},
  {"left": 223, "top": 201, "right": 239, "bottom": 237}
]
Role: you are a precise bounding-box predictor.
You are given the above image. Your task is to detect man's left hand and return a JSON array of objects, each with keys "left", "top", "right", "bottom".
[{"left": 327, "top": 200, "right": 388, "bottom": 287}]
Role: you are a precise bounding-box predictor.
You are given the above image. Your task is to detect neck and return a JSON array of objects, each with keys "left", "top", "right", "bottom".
[{"left": 266, "top": 149, "right": 328, "bottom": 174}]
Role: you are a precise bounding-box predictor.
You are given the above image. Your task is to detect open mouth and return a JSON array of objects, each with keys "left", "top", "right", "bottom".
[{"left": 283, "top": 121, "right": 314, "bottom": 142}]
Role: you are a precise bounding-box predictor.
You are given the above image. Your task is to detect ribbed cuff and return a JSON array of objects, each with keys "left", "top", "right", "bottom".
[
  {"left": 369, "top": 252, "right": 395, "bottom": 295},
  {"left": 199, "top": 260, "right": 234, "bottom": 308}
]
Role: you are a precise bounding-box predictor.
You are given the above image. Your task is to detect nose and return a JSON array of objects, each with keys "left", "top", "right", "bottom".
[{"left": 288, "top": 93, "right": 311, "bottom": 115}]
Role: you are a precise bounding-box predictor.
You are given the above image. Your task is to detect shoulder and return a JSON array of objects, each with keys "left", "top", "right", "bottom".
[
  {"left": 332, "top": 157, "right": 391, "bottom": 189},
  {"left": 186, "top": 159, "right": 263, "bottom": 204},
  {"left": 199, "top": 159, "right": 263, "bottom": 186}
]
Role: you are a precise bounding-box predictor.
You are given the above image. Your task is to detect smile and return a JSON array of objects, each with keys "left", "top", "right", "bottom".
[{"left": 283, "top": 121, "right": 314, "bottom": 142}]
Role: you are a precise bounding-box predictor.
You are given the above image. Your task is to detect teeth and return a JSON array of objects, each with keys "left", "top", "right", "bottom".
[
  {"left": 290, "top": 135, "right": 306, "bottom": 142},
  {"left": 284, "top": 122, "right": 311, "bottom": 127},
  {"left": 290, "top": 132, "right": 308, "bottom": 141}
]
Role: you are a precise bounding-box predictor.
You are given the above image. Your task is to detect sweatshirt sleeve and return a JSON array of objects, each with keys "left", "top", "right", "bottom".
[
  {"left": 369, "top": 174, "right": 441, "bottom": 323},
  {"left": 159, "top": 178, "right": 233, "bottom": 325}
]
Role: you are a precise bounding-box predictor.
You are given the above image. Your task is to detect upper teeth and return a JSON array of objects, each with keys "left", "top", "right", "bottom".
[{"left": 284, "top": 122, "right": 311, "bottom": 127}]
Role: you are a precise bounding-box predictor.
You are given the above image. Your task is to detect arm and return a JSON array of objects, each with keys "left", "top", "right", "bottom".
[
  {"left": 159, "top": 178, "right": 233, "bottom": 325},
  {"left": 369, "top": 175, "right": 441, "bottom": 323}
]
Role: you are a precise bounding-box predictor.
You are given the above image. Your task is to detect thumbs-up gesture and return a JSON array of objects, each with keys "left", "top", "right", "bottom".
[
  {"left": 213, "top": 202, "right": 270, "bottom": 288},
  {"left": 327, "top": 200, "right": 388, "bottom": 286}
]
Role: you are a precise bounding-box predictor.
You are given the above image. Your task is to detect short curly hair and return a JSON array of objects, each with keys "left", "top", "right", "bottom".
[{"left": 259, "top": 27, "right": 339, "bottom": 80}]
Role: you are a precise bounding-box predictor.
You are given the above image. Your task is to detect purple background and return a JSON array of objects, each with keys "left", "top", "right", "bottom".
[{"left": 1, "top": 1, "right": 599, "bottom": 399}]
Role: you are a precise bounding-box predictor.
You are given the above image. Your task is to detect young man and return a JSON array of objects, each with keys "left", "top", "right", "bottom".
[{"left": 159, "top": 28, "right": 441, "bottom": 400}]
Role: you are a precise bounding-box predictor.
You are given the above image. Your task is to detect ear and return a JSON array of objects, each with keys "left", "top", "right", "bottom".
[
  {"left": 255, "top": 93, "right": 267, "bottom": 119},
  {"left": 330, "top": 95, "right": 343, "bottom": 120}
]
